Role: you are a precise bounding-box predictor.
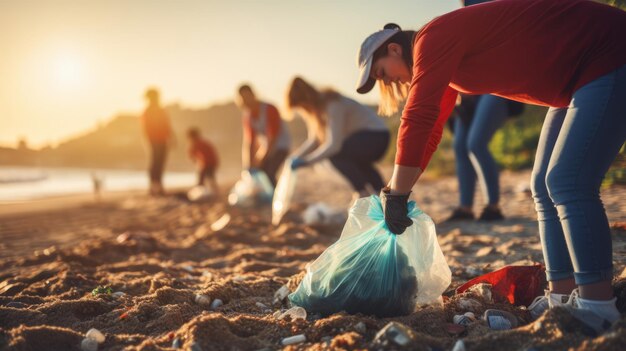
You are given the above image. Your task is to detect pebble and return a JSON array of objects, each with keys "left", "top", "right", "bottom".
[
  {"left": 190, "top": 342, "right": 203, "bottom": 351},
  {"left": 354, "top": 322, "right": 366, "bottom": 333},
  {"left": 111, "top": 292, "right": 125, "bottom": 299},
  {"left": 255, "top": 302, "right": 267, "bottom": 309},
  {"left": 182, "top": 265, "right": 194, "bottom": 273},
  {"left": 464, "top": 312, "right": 476, "bottom": 320},
  {"left": 6, "top": 302, "right": 27, "bottom": 309},
  {"left": 232, "top": 275, "right": 246, "bottom": 282},
  {"left": 452, "top": 339, "right": 466, "bottom": 351},
  {"left": 210, "top": 299, "right": 223, "bottom": 309},
  {"left": 281, "top": 334, "right": 306, "bottom": 346},
  {"left": 80, "top": 338, "right": 98, "bottom": 351},
  {"left": 277, "top": 306, "right": 307, "bottom": 321},
  {"left": 374, "top": 322, "right": 414, "bottom": 346},
  {"left": 194, "top": 294, "right": 211, "bottom": 306},
  {"left": 273, "top": 285, "right": 290, "bottom": 304},
  {"left": 172, "top": 338, "right": 182, "bottom": 348},
  {"left": 85, "top": 328, "right": 105, "bottom": 343}
]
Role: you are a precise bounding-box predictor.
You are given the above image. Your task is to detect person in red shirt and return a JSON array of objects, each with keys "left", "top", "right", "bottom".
[
  {"left": 187, "top": 127, "right": 219, "bottom": 195},
  {"left": 356, "top": 0, "right": 626, "bottom": 331},
  {"left": 141, "top": 88, "right": 173, "bottom": 196},
  {"left": 237, "top": 84, "right": 291, "bottom": 186}
]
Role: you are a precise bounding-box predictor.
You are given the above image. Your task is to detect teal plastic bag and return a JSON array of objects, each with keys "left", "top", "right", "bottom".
[
  {"left": 289, "top": 195, "right": 451, "bottom": 317},
  {"left": 227, "top": 170, "right": 274, "bottom": 207}
]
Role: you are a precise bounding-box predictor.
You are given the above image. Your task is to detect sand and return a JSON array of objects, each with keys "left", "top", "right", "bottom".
[{"left": 1, "top": 167, "right": 625, "bottom": 351}]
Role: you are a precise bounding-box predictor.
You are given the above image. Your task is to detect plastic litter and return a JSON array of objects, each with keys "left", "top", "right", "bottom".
[
  {"left": 374, "top": 322, "right": 414, "bottom": 346},
  {"left": 81, "top": 338, "right": 98, "bottom": 351},
  {"left": 172, "top": 338, "right": 182, "bottom": 349},
  {"left": 272, "top": 164, "right": 298, "bottom": 225},
  {"left": 456, "top": 264, "right": 546, "bottom": 306},
  {"left": 452, "top": 339, "right": 466, "bottom": 351},
  {"left": 187, "top": 185, "right": 213, "bottom": 202},
  {"left": 277, "top": 306, "right": 307, "bottom": 321},
  {"left": 194, "top": 294, "right": 211, "bottom": 307},
  {"left": 289, "top": 195, "right": 451, "bottom": 317},
  {"left": 484, "top": 309, "right": 519, "bottom": 330},
  {"left": 281, "top": 334, "right": 306, "bottom": 346},
  {"left": 453, "top": 314, "right": 473, "bottom": 326},
  {"left": 273, "top": 285, "right": 290, "bottom": 304},
  {"left": 302, "top": 202, "right": 346, "bottom": 225},
  {"left": 228, "top": 170, "right": 274, "bottom": 207},
  {"left": 210, "top": 299, "right": 223, "bottom": 309}
]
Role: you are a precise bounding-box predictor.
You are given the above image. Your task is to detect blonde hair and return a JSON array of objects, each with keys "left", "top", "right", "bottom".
[
  {"left": 377, "top": 81, "right": 410, "bottom": 116},
  {"left": 286, "top": 77, "right": 340, "bottom": 142}
]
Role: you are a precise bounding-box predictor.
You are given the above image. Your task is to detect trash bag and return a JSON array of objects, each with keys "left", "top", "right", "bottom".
[
  {"left": 228, "top": 170, "right": 274, "bottom": 207},
  {"left": 272, "top": 164, "right": 298, "bottom": 225},
  {"left": 289, "top": 195, "right": 451, "bottom": 317},
  {"left": 456, "top": 264, "right": 546, "bottom": 306}
]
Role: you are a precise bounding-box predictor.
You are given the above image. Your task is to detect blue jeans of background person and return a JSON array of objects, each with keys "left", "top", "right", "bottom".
[
  {"left": 329, "top": 130, "right": 389, "bottom": 193},
  {"left": 453, "top": 95, "right": 508, "bottom": 207},
  {"left": 531, "top": 64, "right": 626, "bottom": 285}
]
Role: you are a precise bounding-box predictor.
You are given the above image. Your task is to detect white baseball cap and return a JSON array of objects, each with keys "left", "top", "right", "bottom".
[{"left": 356, "top": 25, "right": 401, "bottom": 94}]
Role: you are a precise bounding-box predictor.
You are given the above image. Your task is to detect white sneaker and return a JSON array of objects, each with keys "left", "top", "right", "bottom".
[
  {"left": 527, "top": 289, "right": 571, "bottom": 320},
  {"left": 563, "top": 288, "right": 619, "bottom": 335}
]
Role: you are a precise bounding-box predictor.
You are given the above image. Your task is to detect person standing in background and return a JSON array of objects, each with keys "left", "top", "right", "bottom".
[
  {"left": 141, "top": 87, "right": 173, "bottom": 196},
  {"left": 237, "top": 84, "right": 291, "bottom": 186}
]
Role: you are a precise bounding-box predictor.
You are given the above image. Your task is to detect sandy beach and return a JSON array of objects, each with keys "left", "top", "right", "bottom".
[{"left": 1, "top": 167, "right": 625, "bottom": 350}]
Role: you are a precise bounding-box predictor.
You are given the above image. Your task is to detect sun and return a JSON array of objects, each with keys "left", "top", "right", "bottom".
[{"left": 52, "top": 53, "right": 84, "bottom": 88}]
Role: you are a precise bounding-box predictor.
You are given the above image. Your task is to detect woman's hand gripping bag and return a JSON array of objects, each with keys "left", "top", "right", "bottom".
[
  {"left": 289, "top": 195, "right": 451, "bottom": 317},
  {"left": 272, "top": 163, "right": 298, "bottom": 225},
  {"left": 228, "top": 169, "right": 274, "bottom": 207}
]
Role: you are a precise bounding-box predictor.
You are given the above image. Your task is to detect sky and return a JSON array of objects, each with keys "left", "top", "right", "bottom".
[{"left": 0, "top": 0, "right": 459, "bottom": 148}]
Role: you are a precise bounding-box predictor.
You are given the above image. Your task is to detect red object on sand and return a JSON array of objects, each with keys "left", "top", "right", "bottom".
[{"left": 456, "top": 264, "right": 547, "bottom": 306}]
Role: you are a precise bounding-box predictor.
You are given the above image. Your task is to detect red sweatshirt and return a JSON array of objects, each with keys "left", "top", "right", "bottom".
[
  {"left": 396, "top": 0, "right": 626, "bottom": 169},
  {"left": 189, "top": 138, "right": 219, "bottom": 169}
]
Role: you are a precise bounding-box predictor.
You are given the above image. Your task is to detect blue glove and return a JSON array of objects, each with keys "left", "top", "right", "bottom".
[
  {"left": 248, "top": 167, "right": 260, "bottom": 175},
  {"left": 290, "top": 157, "right": 308, "bottom": 170}
]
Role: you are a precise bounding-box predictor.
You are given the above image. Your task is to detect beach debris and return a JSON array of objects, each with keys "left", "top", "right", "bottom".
[
  {"left": 190, "top": 342, "right": 203, "bottom": 351},
  {"left": 484, "top": 309, "right": 518, "bottom": 330},
  {"left": 273, "top": 310, "right": 282, "bottom": 318},
  {"left": 172, "top": 338, "right": 182, "bottom": 349},
  {"left": 111, "top": 291, "right": 125, "bottom": 299},
  {"left": 281, "top": 334, "right": 306, "bottom": 346},
  {"left": 182, "top": 265, "right": 194, "bottom": 273},
  {"left": 354, "top": 321, "right": 367, "bottom": 333},
  {"left": 194, "top": 294, "right": 211, "bottom": 307},
  {"left": 453, "top": 314, "right": 474, "bottom": 326},
  {"left": 85, "top": 328, "right": 105, "bottom": 343},
  {"left": 80, "top": 338, "right": 98, "bottom": 351},
  {"left": 210, "top": 213, "right": 231, "bottom": 231},
  {"left": 277, "top": 306, "right": 307, "bottom": 321},
  {"left": 201, "top": 271, "right": 214, "bottom": 280},
  {"left": 374, "top": 322, "right": 415, "bottom": 347},
  {"left": 232, "top": 275, "right": 246, "bottom": 282},
  {"left": 464, "top": 312, "right": 476, "bottom": 320},
  {"left": 452, "top": 339, "right": 466, "bottom": 351},
  {"left": 255, "top": 302, "right": 267, "bottom": 309},
  {"left": 91, "top": 285, "right": 113, "bottom": 296},
  {"left": 273, "top": 285, "right": 290, "bottom": 304},
  {"left": 302, "top": 202, "right": 345, "bottom": 225},
  {"left": 119, "top": 311, "right": 129, "bottom": 320},
  {"left": 6, "top": 301, "right": 27, "bottom": 308},
  {"left": 458, "top": 298, "right": 482, "bottom": 311},
  {"left": 187, "top": 185, "right": 212, "bottom": 202},
  {"left": 321, "top": 336, "right": 333, "bottom": 344},
  {"left": 116, "top": 232, "right": 131, "bottom": 243},
  {"left": 444, "top": 323, "right": 466, "bottom": 336},
  {"left": 210, "top": 298, "right": 223, "bottom": 309},
  {"left": 467, "top": 283, "right": 493, "bottom": 302}
]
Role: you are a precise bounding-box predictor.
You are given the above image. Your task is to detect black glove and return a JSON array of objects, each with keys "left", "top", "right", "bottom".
[{"left": 380, "top": 187, "right": 413, "bottom": 235}]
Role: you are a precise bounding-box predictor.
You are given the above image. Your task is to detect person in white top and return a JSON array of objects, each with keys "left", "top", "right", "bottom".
[{"left": 286, "top": 77, "right": 390, "bottom": 197}]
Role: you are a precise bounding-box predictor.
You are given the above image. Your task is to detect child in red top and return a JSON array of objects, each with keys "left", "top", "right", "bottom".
[{"left": 187, "top": 127, "right": 219, "bottom": 195}]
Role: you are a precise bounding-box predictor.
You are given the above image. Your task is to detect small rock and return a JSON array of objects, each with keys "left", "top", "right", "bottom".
[
  {"left": 190, "top": 342, "right": 203, "bottom": 351},
  {"left": 452, "top": 339, "right": 466, "bottom": 351},
  {"left": 172, "top": 338, "right": 182, "bottom": 349},
  {"left": 354, "top": 322, "right": 366, "bottom": 333},
  {"left": 458, "top": 298, "right": 482, "bottom": 311},
  {"left": 444, "top": 323, "right": 466, "bottom": 336},
  {"left": 210, "top": 299, "right": 223, "bottom": 309},
  {"left": 116, "top": 232, "right": 130, "bottom": 243},
  {"left": 201, "top": 271, "right": 214, "bottom": 280},
  {"left": 464, "top": 312, "right": 476, "bottom": 320},
  {"left": 111, "top": 292, "right": 125, "bottom": 299},
  {"left": 6, "top": 302, "right": 27, "bottom": 308},
  {"left": 273, "top": 285, "right": 290, "bottom": 304},
  {"left": 255, "top": 302, "right": 267, "bottom": 309},
  {"left": 281, "top": 334, "right": 306, "bottom": 346},
  {"left": 233, "top": 275, "right": 246, "bottom": 282},
  {"left": 273, "top": 310, "right": 283, "bottom": 318},
  {"left": 475, "top": 247, "right": 494, "bottom": 257},
  {"left": 453, "top": 314, "right": 473, "bottom": 326},
  {"left": 81, "top": 337, "right": 98, "bottom": 351},
  {"left": 182, "top": 265, "right": 194, "bottom": 273},
  {"left": 85, "top": 328, "right": 105, "bottom": 343},
  {"left": 278, "top": 306, "right": 307, "bottom": 321},
  {"left": 194, "top": 294, "right": 211, "bottom": 306},
  {"left": 374, "top": 322, "right": 415, "bottom": 346}
]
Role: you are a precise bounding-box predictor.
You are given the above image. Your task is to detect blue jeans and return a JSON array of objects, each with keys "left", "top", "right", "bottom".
[
  {"left": 531, "top": 64, "right": 626, "bottom": 285},
  {"left": 454, "top": 95, "right": 508, "bottom": 207}
]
